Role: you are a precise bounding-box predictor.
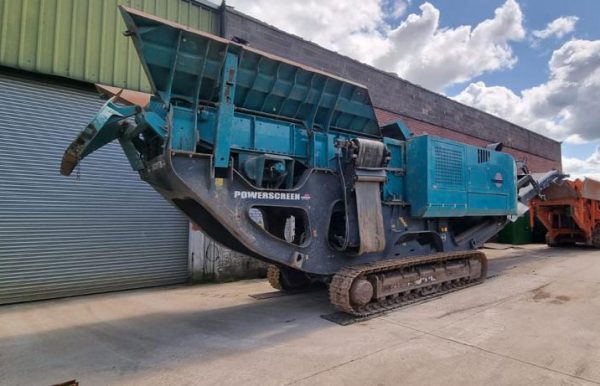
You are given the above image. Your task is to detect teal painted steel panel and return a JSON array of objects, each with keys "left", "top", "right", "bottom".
[
  {"left": 406, "top": 135, "right": 518, "bottom": 217},
  {"left": 382, "top": 137, "right": 405, "bottom": 203},
  {"left": 120, "top": 6, "right": 381, "bottom": 137},
  {"left": 62, "top": 6, "right": 521, "bottom": 223}
]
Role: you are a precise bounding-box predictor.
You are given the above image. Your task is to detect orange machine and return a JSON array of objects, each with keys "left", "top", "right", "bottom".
[{"left": 531, "top": 178, "right": 600, "bottom": 247}]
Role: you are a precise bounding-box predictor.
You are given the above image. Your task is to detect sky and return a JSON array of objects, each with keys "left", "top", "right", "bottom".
[{"left": 226, "top": 0, "right": 600, "bottom": 180}]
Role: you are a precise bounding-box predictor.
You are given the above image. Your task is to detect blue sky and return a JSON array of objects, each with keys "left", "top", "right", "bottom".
[
  {"left": 229, "top": 0, "right": 600, "bottom": 178},
  {"left": 429, "top": 0, "right": 600, "bottom": 161},
  {"left": 438, "top": 1, "right": 600, "bottom": 92}
]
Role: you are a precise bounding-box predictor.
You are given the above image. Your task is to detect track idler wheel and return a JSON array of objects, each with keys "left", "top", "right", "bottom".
[
  {"left": 267, "top": 265, "right": 312, "bottom": 292},
  {"left": 349, "top": 279, "right": 374, "bottom": 306}
]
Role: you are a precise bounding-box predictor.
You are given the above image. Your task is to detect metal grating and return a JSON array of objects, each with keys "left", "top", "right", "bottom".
[
  {"left": 434, "top": 145, "right": 464, "bottom": 187},
  {"left": 478, "top": 148, "right": 490, "bottom": 163},
  {"left": 0, "top": 72, "right": 189, "bottom": 304}
]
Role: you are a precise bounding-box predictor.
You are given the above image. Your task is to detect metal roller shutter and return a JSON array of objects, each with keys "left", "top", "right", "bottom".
[{"left": 0, "top": 72, "right": 189, "bottom": 304}]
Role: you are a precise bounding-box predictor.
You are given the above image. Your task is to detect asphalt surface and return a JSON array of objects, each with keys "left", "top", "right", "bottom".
[{"left": 1, "top": 244, "right": 600, "bottom": 385}]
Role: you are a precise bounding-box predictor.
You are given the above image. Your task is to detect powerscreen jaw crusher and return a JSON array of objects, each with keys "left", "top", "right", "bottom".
[{"left": 61, "top": 7, "right": 560, "bottom": 316}]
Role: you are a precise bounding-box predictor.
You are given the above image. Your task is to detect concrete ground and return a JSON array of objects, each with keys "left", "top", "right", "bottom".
[{"left": 2, "top": 245, "right": 600, "bottom": 386}]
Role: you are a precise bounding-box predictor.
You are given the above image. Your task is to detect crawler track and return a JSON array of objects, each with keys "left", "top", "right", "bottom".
[
  {"left": 267, "top": 265, "right": 284, "bottom": 291},
  {"left": 329, "top": 250, "right": 487, "bottom": 316},
  {"left": 267, "top": 265, "right": 314, "bottom": 292}
]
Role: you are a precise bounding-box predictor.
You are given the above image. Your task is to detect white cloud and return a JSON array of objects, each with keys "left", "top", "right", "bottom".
[
  {"left": 227, "top": 0, "right": 389, "bottom": 55},
  {"left": 564, "top": 134, "right": 589, "bottom": 145},
  {"left": 532, "top": 16, "right": 578, "bottom": 40},
  {"left": 563, "top": 147, "right": 600, "bottom": 180},
  {"left": 454, "top": 39, "right": 600, "bottom": 143},
  {"left": 374, "top": 0, "right": 525, "bottom": 91},
  {"left": 382, "top": 0, "right": 410, "bottom": 19},
  {"left": 227, "top": 0, "right": 525, "bottom": 91}
]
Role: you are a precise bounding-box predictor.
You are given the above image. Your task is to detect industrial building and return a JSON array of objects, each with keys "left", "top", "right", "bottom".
[{"left": 0, "top": 0, "right": 562, "bottom": 305}]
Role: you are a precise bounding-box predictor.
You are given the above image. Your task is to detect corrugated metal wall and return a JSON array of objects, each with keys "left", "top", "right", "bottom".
[
  {"left": 0, "top": 71, "right": 189, "bottom": 304},
  {"left": 0, "top": 0, "right": 220, "bottom": 92}
]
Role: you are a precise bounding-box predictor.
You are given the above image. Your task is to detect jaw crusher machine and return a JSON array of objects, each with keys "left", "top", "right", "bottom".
[
  {"left": 61, "top": 7, "right": 560, "bottom": 316},
  {"left": 531, "top": 178, "right": 600, "bottom": 248}
]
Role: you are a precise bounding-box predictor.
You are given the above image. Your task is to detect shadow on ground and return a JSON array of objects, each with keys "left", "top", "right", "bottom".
[{"left": 0, "top": 288, "right": 337, "bottom": 380}]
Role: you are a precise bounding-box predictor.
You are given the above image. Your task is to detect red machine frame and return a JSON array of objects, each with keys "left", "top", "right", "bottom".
[{"left": 531, "top": 179, "right": 600, "bottom": 247}]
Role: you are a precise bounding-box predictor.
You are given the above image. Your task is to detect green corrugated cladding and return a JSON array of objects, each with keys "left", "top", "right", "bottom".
[{"left": 0, "top": 0, "right": 220, "bottom": 92}]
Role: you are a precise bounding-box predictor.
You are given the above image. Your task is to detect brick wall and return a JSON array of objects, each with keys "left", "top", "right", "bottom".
[
  {"left": 224, "top": 8, "right": 561, "bottom": 172},
  {"left": 375, "top": 109, "right": 559, "bottom": 172}
]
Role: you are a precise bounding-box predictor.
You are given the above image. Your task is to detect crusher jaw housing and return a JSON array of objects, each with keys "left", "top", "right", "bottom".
[
  {"left": 60, "top": 6, "right": 562, "bottom": 316},
  {"left": 531, "top": 178, "right": 600, "bottom": 248}
]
